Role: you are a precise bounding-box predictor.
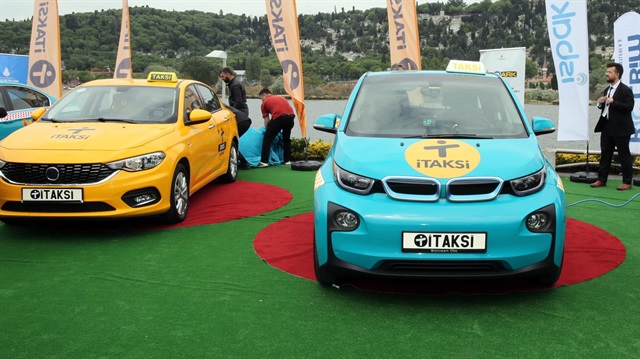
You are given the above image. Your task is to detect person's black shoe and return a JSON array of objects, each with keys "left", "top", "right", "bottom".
[{"left": 239, "top": 162, "right": 251, "bottom": 170}]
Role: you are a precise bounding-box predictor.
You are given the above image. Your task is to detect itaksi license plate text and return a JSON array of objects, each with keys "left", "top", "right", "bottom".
[
  {"left": 22, "top": 188, "right": 83, "bottom": 202},
  {"left": 402, "top": 232, "right": 487, "bottom": 253}
]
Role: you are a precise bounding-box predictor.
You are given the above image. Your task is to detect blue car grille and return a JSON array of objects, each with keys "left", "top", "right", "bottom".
[
  {"left": 0, "top": 162, "right": 116, "bottom": 185},
  {"left": 380, "top": 176, "right": 504, "bottom": 202}
]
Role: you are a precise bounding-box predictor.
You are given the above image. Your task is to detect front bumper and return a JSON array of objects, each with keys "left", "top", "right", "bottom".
[
  {"left": 0, "top": 162, "right": 175, "bottom": 220},
  {"left": 314, "top": 176, "right": 566, "bottom": 280}
]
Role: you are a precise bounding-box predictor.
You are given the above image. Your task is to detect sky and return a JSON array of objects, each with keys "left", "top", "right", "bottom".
[{"left": 0, "top": 0, "right": 480, "bottom": 21}]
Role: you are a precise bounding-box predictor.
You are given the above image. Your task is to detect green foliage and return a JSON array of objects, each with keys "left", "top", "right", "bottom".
[
  {"left": 525, "top": 58, "right": 539, "bottom": 79},
  {"left": 142, "top": 64, "right": 180, "bottom": 78},
  {"left": 179, "top": 56, "right": 218, "bottom": 85},
  {"left": 260, "top": 69, "right": 273, "bottom": 88},
  {"left": 556, "top": 153, "right": 640, "bottom": 168},
  {"left": 290, "top": 138, "right": 332, "bottom": 161},
  {"left": 245, "top": 54, "right": 261, "bottom": 83},
  {"left": 525, "top": 89, "right": 558, "bottom": 103},
  {"left": 270, "top": 76, "right": 286, "bottom": 95}
]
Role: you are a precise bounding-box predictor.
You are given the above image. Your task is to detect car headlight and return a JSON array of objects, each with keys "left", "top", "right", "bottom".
[
  {"left": 509, "top": 166, "right": 546, "bottom": 196},
  {"left": 106, "top": 152, "right": 166, "bottom": 172},
  {"left": 333, "top": 162, "right": 374, "bottom": 194}
]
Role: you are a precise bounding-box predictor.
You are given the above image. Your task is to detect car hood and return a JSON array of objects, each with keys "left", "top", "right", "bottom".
[
  {"left": 332, "top": 136, "right": 546, "bottom": 181},
  {"left": 0, "top": 122, "right": 175, "bottom": 151}
]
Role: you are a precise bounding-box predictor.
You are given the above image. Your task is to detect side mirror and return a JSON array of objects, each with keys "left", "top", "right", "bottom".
[
  {"left": 31, "top": 108, "right": 47, "bottom": 122},
  {"left": 0, "top": 107, "right": 7, "bottom": 118},
  {"left": 532, "top": 116, "right": 556, "bottom": 136},
  {"left": 313, "top": 114, "right": 341, "bottom": 134},
  {"left": 187, "top": 108, "right": 212, "bottom": 124}
]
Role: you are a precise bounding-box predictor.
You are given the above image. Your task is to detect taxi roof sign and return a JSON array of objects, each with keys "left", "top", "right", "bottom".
[
  {"left": 147, "top": 72, "right": 178, "bottom": 82},
  {"left": 446, "top": 60, "right": 486, "bottom": 75}
]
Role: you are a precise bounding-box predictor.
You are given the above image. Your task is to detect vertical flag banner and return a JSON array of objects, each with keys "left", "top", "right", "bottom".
[
  {"left": 545, "top": 0, "right": 589, "bottom": 141},
  {"left": 614, "top": 11, "right": 640, "bottom": 153},
  {"left": 265, "top": 0, "right": 306, "bottom": 137},
  {"left": 28, "top": 0, "right": 62, "bottom": 98},
  {"left": 387, "top": 0, "right": 421, "bottom": 70},
  {"left": 114, "top": 0, "right": 132, "bottom": 79},
  {"left": 479, "top": 47, "right": 526, "bottom": 105}
]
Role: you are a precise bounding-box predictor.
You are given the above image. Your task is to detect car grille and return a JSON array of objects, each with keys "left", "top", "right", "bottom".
[
  {"left": 0, "top": 163, "right": 116, "bottom": 185},
  {"left": 377, "top": 260, "right": 506, "bottom": 275},
  {"left": 380, "top": 176, "right": 504, "bottom": 202},
  {"left": 2, "top": 201, "right": 115, "bottom": 213}
]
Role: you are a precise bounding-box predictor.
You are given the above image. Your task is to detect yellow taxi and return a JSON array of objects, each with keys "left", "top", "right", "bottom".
[{"left": 0, "top": 72, "right": 239, "bottom": 224}]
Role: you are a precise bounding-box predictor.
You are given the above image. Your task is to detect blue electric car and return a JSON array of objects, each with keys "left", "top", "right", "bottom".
[{"left": 313, "top": 60, "right": 566, "bottom": 287}]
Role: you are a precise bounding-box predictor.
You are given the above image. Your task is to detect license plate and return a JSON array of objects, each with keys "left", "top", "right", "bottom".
[
  {"left": 402, "top": 232, "right": 486, "bottom": 253},
  {"left": 22, "top": 188, "right": 83, "bottom": 203}
]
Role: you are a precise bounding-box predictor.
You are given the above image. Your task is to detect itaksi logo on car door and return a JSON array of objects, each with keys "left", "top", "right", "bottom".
[{"left": 405, "top": 139, "right": 481, "bottom": 178}]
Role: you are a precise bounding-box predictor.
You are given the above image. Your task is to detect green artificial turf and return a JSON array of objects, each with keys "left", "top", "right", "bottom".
[{"left": 1, "top": 167, "right": 639, "bottom": 358}]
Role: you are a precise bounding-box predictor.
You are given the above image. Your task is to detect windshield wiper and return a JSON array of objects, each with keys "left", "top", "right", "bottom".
[
  {"left": 96, "top": 118, "right": 136, "bottom": 123},
  {"left": 421, "top": 133, "right": 493, "bottom": 139},
  {"left": 41, "top": 118, "right": 65, "bottom": 123}
]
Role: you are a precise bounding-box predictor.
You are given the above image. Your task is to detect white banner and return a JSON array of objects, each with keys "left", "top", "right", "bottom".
[
  {"left": 479, "top": 47, "right": 526, "bottom": 105},
  {"left": 614, "top": 11, "right": 640, "bottom": 153},
  {"left": 545, "top": 0, "right": 590, "bottom": 141}
]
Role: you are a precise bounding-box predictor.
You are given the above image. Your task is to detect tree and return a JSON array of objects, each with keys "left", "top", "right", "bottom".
[
  {"left": 525, "top": 58, "right": 539, "bottom": 79},
  {"left": 260, "top": 69, "right": 273, "bottom": 88},
  {"left": 180, "top": 56, "right": 218, "bottom": 85},
  {"left": 245, "top": 54, "right": 261, "bottom": 83}
]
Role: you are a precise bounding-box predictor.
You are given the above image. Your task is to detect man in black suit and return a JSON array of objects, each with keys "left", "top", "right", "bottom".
[{"left": 591, "top": 63, "right": 637, "bottom": 190}]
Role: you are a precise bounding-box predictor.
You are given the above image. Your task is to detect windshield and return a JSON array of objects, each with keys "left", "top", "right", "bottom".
[
  {"left": 345, "top": 73, "right": 527, "bottom": 139},
  {"left": 44, "top": 85, "right": 178, "bottom": 123}
]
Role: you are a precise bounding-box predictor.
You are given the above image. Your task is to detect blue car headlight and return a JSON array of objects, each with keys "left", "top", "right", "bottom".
[
  {"left": 333, "top": 162, "right": 374, "bottom": 195},
  {"left": 106, "top": 152, "right": 166, "bottom": 172},
  {"left": 509, "top": 166, "right": 546, "bottom": 196}
]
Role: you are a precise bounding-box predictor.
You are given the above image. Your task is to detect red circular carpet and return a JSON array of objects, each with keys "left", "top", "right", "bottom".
[
  {"left": 148, "top": 180, "right": 292, "bottom": 229},
  {"left": 254, "top": 213, "right": 626, "bottom": 295}
]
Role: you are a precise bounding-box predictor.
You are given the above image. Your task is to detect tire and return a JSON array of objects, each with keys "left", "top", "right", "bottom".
[
  {"left": 314, "top": 237, "right": 336, "bottom": 287},
  {"left": 161, "top": 163, "right": 189, "bottom": 224},
  {"left": 219, "top": 141, "right": 238, "bottom": 183}
]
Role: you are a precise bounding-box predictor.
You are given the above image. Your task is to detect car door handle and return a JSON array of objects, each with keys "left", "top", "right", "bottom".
[
  {"left": 209, "top": 124, "right": 215, "bottom": 129},
  {"left": 224, "top": 117, "right": 230, "bottom": 122}
]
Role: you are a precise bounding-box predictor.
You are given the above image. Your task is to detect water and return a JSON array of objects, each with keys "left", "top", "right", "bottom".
[{"left": 247, "top": 99, "right": 601, "bottom": 153}]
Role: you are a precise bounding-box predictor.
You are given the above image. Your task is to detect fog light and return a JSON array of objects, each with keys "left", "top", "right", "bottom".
[
  {"left": 335, "top": 211, "right": 359, "bottom": 229},
  {"left": 526, "top": 212, "right": 549, "bottom": 231},
  {"left": 134, "top": 193, "right": 157, "bottom": 206},
  {"left": 122, "top": 187, "right": 161, "bottom": 208}
]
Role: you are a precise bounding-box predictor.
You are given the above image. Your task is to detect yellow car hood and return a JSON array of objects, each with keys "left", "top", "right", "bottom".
[{"left": 1, "top": 122, "right": 175, "bottom": 151}]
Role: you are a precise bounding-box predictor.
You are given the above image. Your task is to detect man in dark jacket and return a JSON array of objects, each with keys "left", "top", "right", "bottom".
[
  {"left": 220, "top": 67, "right": 248, "bottom": 116},
  {"left": 228, "top": 106, "right": 252, "bottom": 170},
  {"left": 591, "top": 63, "right": 637, "bottom": 190}
]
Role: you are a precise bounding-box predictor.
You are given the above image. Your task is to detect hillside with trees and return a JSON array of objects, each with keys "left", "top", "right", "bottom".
[{"left": 1, "top": 0, "right": 638, "bottom": 95}]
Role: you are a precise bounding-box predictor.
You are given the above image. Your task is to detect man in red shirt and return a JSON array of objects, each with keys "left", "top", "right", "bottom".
[{"left": 258, "top": 88, "right": 295, "bottom": 167}]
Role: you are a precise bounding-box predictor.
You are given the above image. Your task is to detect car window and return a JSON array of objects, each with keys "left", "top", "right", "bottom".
[
  {"left": 345, "top": 73, "right": 527, "bottom": 139},
  {"left": 44, "top": 85, "right": 178, "bottom": 123},
  {"left": 194, "top": 84, "right": 222, "bottom": 113},
  {"left": 6, "top": 85, "right": 51, "bottom": 110},
  {"left": 184, "top": 85, "right": 204, "bottom": 113}
]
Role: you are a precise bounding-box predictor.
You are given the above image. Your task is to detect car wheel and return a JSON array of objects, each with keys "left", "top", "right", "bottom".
[
  {"left": 220, "top": 141, "right": 238, "bottom": 183},
  {"left": 314, "top": 237, "right": 336, "bottom": 287},
  {"left": 161, "top": 163, "right": 189, "bottom": 224}
]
